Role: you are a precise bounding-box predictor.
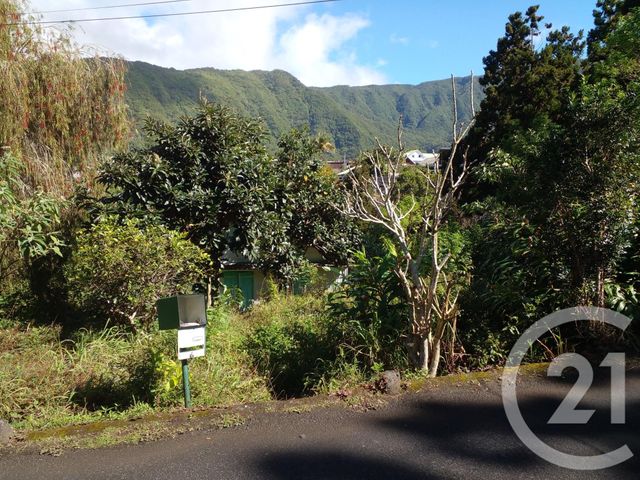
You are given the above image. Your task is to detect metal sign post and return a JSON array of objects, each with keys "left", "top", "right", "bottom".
[
  {"left": 181, "top": 359, "right": 192, "bottom": 408},
  {"left": 157, "top": 294, "right": 207, "bottom": 409},
  {"left": 176, "top": 326, "right": 206, "bottom": 408}
]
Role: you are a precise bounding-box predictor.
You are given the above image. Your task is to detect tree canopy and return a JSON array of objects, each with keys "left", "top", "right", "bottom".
[
  {"left": 461, "top": 1, "right": 640, "bottom": 360},
  {"left": 99, "top": 102, "right": 358, "bottom": 280},
  {"left": 0, "top": 0, "right": 129, "bottom": 198}
]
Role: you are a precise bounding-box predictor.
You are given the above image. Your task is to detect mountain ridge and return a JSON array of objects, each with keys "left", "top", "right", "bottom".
[{"left": 124, "top": 61, "right": 482, "bottom": 158}]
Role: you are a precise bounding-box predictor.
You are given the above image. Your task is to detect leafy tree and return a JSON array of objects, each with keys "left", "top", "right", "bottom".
[
  {"left": 261, "top": 128, "right": 360, "bottom": 279},
  {"left": 0, "top": 0, "right": 129, "bottom": 315},
  {"left": 100, "top": 103, "right": 357, "bottom": 284},
  {"left": 65, "top": 217, "right": 210, "bottom": 330},
  {"left": 587, "top": 0, "right": 640, "bottom": 62},
  {"left": 100, "top": 102, "right": 271, "bottom": 274},
  {"left": 471, "top": 6, "right": 584, "bottom": 159},
  {"left": 0, "top": 0, "right": 129, "bottom": 198},
  {"left": 462, "top": 2, "right": 640, "bottom": 360}
]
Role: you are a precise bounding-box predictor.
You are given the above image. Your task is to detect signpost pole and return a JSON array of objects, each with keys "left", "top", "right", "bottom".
[
  {"left": 181, "top": 359, "right": 192, "bottom": 408},
  {"left": 157, "top": 294, "right": 206, "bottom": 410}
]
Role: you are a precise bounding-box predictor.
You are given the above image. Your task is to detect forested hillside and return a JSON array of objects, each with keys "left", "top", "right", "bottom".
[{"left": 125, "top": 61, "right": 482, "bottom": 157}]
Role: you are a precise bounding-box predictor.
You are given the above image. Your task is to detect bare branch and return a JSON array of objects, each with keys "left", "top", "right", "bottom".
[
  {"left": 451, "top": 75, "right": 458, "bottom": 143},
  {"left": 334, "top": 69, "right": 478, "bottom": 374},
  {"left": 470, "top": 71, "right": 476, "bottom": 118}
]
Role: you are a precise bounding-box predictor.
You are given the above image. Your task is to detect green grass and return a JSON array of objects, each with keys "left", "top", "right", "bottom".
[
  {"left": 0, "top": 293, "right": 380, "bottom": 433},
  {"left": 0, "top": 306, "right": 271, "bottom": 432}
]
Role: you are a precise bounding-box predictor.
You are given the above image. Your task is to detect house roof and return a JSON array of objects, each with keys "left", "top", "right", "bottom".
[
  {"left": 405, "top": 150, "right": 438, "bottom": 167},
  {"left": 221, "top": 246, "right": 332, "bottom": 268}
]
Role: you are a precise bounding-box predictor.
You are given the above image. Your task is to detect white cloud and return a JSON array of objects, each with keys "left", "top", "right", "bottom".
[
  {"left": 277, "top": 13, "right": 385, "bottom": 86},
  {"left": 389, "top": 33, "right": 409, "bottom": 45},
  {"left": 28, "top": 0, "right": 386, "bottom": 86}
]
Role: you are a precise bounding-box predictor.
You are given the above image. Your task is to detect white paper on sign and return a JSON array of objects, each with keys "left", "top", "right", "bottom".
[{"left": 177, "top": 327, "right": 206, "bottom": 359}]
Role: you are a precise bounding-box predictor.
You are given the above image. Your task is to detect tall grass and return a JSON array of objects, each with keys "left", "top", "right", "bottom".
[
  {"left": 0, "top": 310, "right": 271, "bottom": 430},
  {"left": 0, "top": 292, "right": 395, "bottom": 431}
]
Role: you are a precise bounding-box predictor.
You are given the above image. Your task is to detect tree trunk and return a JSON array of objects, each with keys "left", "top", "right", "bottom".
[
  {"left": 428, "top": 338, "right": 441, "bottom": 377},
  {"left": 207, "top": 276, "right": 213, "bottom": 307},
  {"left": 597, "top": 266, "right": 605, "bottom": 308},
  {"left": 409, "top": 334, "right": 430, "bottom": 372}
]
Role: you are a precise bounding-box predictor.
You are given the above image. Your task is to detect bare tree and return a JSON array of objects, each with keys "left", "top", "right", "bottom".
[{"left": 338, "top": 75, "right": 476, "bottom": 376}]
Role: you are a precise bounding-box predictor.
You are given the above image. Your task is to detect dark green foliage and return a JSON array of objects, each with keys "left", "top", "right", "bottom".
[
  {"left": 100, "top": 102, "right": 274, "bottom": 273},
  {"left": 100, "top": 103, "right": 358, "bottom": 281},
  {"left": 243, "top": 273, "right": 410, "bottom": 398},
  {"left": 588, "top": 0, "right": 640, "bottom": 61},
  {"left": 471, "top": 6, "right": 584, "bottom": 158},
  {"left": 266, "top": 128, "right": 360, "bottom": 277},
  {"left": 459, "top": 206, "right": 561, "bottom": 368},
  {"left": 124, "top": 61, "right": 482, "bottom": 160},
  {"left": 328, "top": 249, "right": 409, "bottom": 371},
  {"left": 64, "top": 217, "right": 210, "bottom": 330},
  {"left": 460, "top": 2, "right": 640, "bottom": 366}
]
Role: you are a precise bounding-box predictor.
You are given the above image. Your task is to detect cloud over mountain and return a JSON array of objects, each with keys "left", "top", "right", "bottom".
[{"left": 30, "top": 0, "right": 386, "bottom": 87}]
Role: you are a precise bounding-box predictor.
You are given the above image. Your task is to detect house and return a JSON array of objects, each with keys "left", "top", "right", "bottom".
[
  {"left": 326, "top": 157, "right": 354, "bottom": 179},
  {"left": 328, "top": 150, "right": 441, "bottom": 177},
  {"left": 404, "top": 149, "right": 438, "bottom": 168},
  {"left": 221, "top": 247, "right": 342, "bottom": 308}
]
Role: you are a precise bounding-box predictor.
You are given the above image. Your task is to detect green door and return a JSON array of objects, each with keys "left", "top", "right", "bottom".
[{"left": 222, "top": 270, "right": 254, "bottom": 308}]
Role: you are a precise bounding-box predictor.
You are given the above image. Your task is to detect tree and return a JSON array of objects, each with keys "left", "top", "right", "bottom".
[
  {"left": 510, "top": 4, "right": 640, "bottom": 307},
  {"left": 99, "top": 103, "right": 358, "bottom": 288},
  {"left": 339, "top": 77, "right": 475, "bottom": 375},
  {"left": 264, "top": 128, "right": 360, "bottom": 280},
  {"left": 587, "top": 0, "right": 640, "bottom": 62},
  {"left": 0, "top": 0, "right": 129, "bottom": 303},
  {"left": 462, "top": 2, "right": 640, "bottom": 353},
  {"left": 0, "top": 0, "right": 129, "bottom": 198},
  {"left": 100, "top": 102, "right": 272, "bottom": 279},
  {"left": 470, "top": 6, "right": 584, "bottom": 161}
]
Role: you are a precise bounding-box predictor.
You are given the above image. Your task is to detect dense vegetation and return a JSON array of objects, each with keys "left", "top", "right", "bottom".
[
  {"left": 125, "top": 61, "right": 481, "bottom": 159},
  {"left": 459, "top": 0, "right": 640, "bottom": 366},
  {"left": 1, "top": 0, "right": 639, "bottom": 433}
]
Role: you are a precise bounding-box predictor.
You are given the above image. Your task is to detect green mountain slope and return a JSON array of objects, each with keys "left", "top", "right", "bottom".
[{"left": 125, "top": 61, "right": 482, "bottom": 158}]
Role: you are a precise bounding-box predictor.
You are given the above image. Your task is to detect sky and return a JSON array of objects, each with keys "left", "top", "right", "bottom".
[{"left": 27, "top": 0, "right": 598, "bottom": 87}]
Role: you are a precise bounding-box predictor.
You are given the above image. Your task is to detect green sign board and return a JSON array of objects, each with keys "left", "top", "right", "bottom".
[{"left": 157, "top": 294, "right": 207, "bottom": 330}]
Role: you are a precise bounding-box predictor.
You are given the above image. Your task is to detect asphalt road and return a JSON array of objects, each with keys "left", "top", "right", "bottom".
[{"left": 1, "top": 366, "right": 638, "bottom": 480}]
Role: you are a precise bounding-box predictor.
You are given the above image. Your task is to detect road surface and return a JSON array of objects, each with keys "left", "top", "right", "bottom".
[{"left": 1, "top": 365, "right": 638, "bottom": 479}]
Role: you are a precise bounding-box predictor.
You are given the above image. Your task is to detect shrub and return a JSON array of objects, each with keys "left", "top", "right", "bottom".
[
  {"left": 327, "top": 249, "right": 409, "bottom": 372},
  {"left": 64, "top": 217, "right": 210, "bottom": 330},
  {"left": 0, "top": 152, "right": 65, "bottom": 296},
  {"left": 243, "top": 294, "right": 336, "bottom": 397}
]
